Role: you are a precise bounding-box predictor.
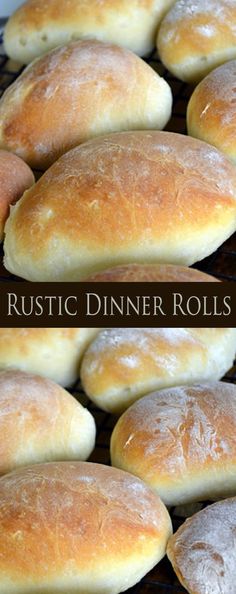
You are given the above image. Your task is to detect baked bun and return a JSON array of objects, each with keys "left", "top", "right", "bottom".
[
  {"left": 0, "top": 461, "right": 172, "bottom": 593},
  {"left": 157, "top": 0, "right": 236, "bottom": 83},
  {"left": 85, "top": 263, "right": 219, "bottom": 282},
  {"left": 0, "top": 370, "right": 96, "bottom": 475},
  {"left": 111, "top": 382, "right": 236, "bottom": 506},
  {"left": 4, "top": 131, "right": 236, "bottom": 281},
  {"left": 167, "top": 497, "right": 236, "bottom": 594},
  {"left": 0, "top": 40, "right": 172, "bottom": 170},
  {"left": 0, "top": 328, "right": 99, "bottom": 386},
  {"left": 187, "top": 60, "right": 236, "bottom": 163},
  {"left": 81, "top": 328, "right": 236, "bottom": 414},
  {"left": 0, "top": 150, "right": 34, "bottom": 241},
  {"left": 4, "top": 0, "right": 176, "bottom": 64}
]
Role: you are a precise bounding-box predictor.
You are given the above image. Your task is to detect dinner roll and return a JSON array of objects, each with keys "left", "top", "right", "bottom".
[
  {"left": 0, "top": 370, "right": 95, "bottom": 476},
  {"left": 81, "top": 328, "right": 236, "bottom": 414},
  {"left": 187, "top": 60, "right": 236, "bottom": 163},
  {"left": 85, "top": 263, "right": 219, "bottom": 282},
  {"left": 4, "top": 131, "right": 236, "bottom": 281},
  {"left": 167, "top": 497, "right": 236, "bottom": 594},
  {"left": 0, "top": 328, "right": 99, "bottom": 386},
  {"left": 111, "top": 382, "right": 236, "bottom": 506},
  {"left": 4, "top": 0, "right": 176, "bottom": 64},
  {"left": 157, "top": 0, "right": 236, "bottom": 83},
  {"left": 0, "top": 40, "right": 172, "bottom": 170},
  {"left": 0, "top": 462, "right": 172, "bottom": 594},
  {"left": 0, "top": 150, "right": 34, "bottom": 241}
]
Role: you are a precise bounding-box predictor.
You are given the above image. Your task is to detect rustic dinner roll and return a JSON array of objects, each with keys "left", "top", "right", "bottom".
[
  {"left": 0, "top": 370, "right": 96, "bottom": 476},
  {"left": 4, "top": 131, "right": 236, "bottom": 281},
  {"left": 0, "top": 461, "right": 172, "bottom": 593},
  {"left": 80, "top": 328, "right": 236, "bottom": 414},
  {"left": 0, "top": 328, "right": 99, "bottom": 386},
  {"left": 167, "top": 497, "right": 236, "bottom": 594},
  {"left": 0, "top": 41, "right": 172, "bottom": 170},
  {"left": 157, "top": 0, "right": 236, "bottom": 83},
  {"left": 0, "top": 150, "right": 34, "bottom": 242},
  {"left": 4, "top": 0, "right": 176, "bottom": 64},
  {"left": 111, "top": 382, "right": 236, "bottom": 506},
  {"left": 187, "top": 60, "right": 236, "bottom": 164},
  {"left": 85, "top": 263, "right": 219, "bottom": 282}
]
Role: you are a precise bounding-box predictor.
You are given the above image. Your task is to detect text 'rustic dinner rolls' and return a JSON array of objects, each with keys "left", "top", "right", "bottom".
[
  {"left": 187, "top": 60, "right": 236, "bottom": 163},
  {"left": 0, "top": 41, "right": 172, "bottom": 170},
  {"left": 81, "top": 328, "right": 236, "bottom": 414},
  {"left": 167, "top": 497, "right": 236, "bottom": 594},
  {"left": 157, "top": 0, "right": 236, "bottom": 83},
  {"left": 85, "top": 263, "right": 219, "bottom": 282},
  {"left": 0, "top": 370, "right": 95, "bottom": 476},
  {"left": 0, "top": 328, "right": 99, "bottom": 386},
  {"left": 111, "top": 382, "right": 236, "bottom": 506},
  {"left": 4, "top": 0, "right": 176, "bottom": 64},
  {"left": 4, "top": 131, "right": 236, "bottom": 281},
  {"left": 0, "top": 462, "right": 172, "bottom": 594},
  {"left": 0, "top": 150, "right": 34, "bottom": 242}
]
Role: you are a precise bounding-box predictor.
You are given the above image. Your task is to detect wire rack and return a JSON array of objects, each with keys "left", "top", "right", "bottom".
[{"left": 0, "top": 25, "right": 235, "bottom": 282}]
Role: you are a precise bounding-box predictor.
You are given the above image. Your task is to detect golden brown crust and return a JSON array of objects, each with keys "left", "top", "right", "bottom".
[
  {"left": 0, "top": 41, "right": 172, "bottom": 170},
  {"left": 157, "top": 0, "right": 236, "bottom": 83},
  {"left": 0, "top": 150, "right": 34, "bottom": 241},
  {"left": 167, "top": 498, "right": 236, "bottom": 594},
  {"left": 0, "top": 462, "right": 172, "bottom": 593},
  {"left": 111, "top": 382, "right": 236, "bottom": 505},
  {"left": 84, "top": 263, "right": 219, "bottom": 282},
  {"left": 3, "top": 131, "right": 236, "bottom": 281},
  {"left": 187, "top": 60, "right": 236, "bottom": 163}
]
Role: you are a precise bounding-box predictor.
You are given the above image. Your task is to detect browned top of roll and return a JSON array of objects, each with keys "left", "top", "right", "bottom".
[
  {"left": 0, "top": 150, "right": 34, "bottom": 240},
  {"left": 85, "top": 263, "right": 219, "bottom": 282}
]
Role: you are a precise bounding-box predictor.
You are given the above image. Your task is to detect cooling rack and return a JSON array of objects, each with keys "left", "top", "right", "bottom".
[{"left": 0, "top": 25, "right": 235, "bottom": 282}]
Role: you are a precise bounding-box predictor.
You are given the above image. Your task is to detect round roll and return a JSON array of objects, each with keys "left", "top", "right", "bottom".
[
  {"left": 0, "top": 150, "right": 34, "bottom": 241},
  {"left": 111, "top": 382, "right": 236, "bottom": 506},
  {"left": 85, "top": 263, "right": 219, "bottom": 282},
  {"left": 4, "top": 0, "right": 176, "bottom": 64},
  {"left": 167, "top": 497, "right": 236, "bottom": 594},
  {"left": 0, "top": 40, "right": 172, "bottom": 170},
  {"left": 187, "top": 60, "right": 236, "bottom": 163},
  {"left": 0, "top": 462, "right": 172, "bottom": 594},
  {"left": 0, "top": 370, "right": 96, "bottom": 475},
  {"left": 4, "top": 131, "right": 236, "bottom": 281},
  {"left": 157, "top": 0, "right": 236, "bottom": 83},
  {"left": 0, "top": 328, "right": 99, "bottom": 386},
  {"left": 80, "top": 328, "right": 236, "bottom": 414}
]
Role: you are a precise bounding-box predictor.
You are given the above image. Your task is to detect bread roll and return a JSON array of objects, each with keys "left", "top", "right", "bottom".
[
  {"left": 0, "top": 40, "right": 172, "bottom": 170},
  {"left": 187, "top": 60, "right": 236, "bottom": 163},
  {"left": 111, "top": 382, "right": 236, "bottom": 506},
  {"left": 157, "top": 0, "right": 236, "bottom": 83},
  {"left": 4, "top": 131, "right": 236, "bottom": 281},
  {"left": 0, "top": 461, "right": 172, "bottom": 593},
  {"left": 81, "top": 328, "right": 236, "bottom": 414},
  {"left": 85, "top": 263, "right": 219, "bottom": 282},
  {"left": 0, "top": 150, "right": 34, "bottom": 241},
  {"left": 167, "top": 497, "right": 236, "bottom": 594},
  {"left": 0, "top": 370, "right": 95, "bottom": 475},
  {"left": 0, "top": 328, "right": 99, "bottom": 386},
  {"left": 4, "top": 0, "right": 176, "bottom": 64}
]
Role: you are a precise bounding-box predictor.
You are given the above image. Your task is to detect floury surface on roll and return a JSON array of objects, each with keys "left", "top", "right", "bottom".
[
  {"left": 0, "top": 150, "right": 34, "bottom": 242},
  {"left": 0, "top": 462, "right": 172, "bottom": 594},
  {"left": 4, "top": 131, "right": 236, "bottom": 281},
  {"left": 187, "top": 60, "right": 236, "bottom": 164},
  {"left": 0, "top": 370, "right": 96, "bottom": 475},
  {"left": 157, "top": 0, "right": 236, "bottom": 83},
  {"left": 85, "top": 263, "right": 219, "bottom": 282},
  {"left": 0, "top": 328, "right": 99, "bottom": 386},
  {"left": 0, "top": 40, "right": 172, "bottom": 170},
  {"left": 80, "top": 328, "right": 236, "bottom": 413},
  {"left": 111, "top": 383, "right": 236, "bottom": 506},
  {"left": 4, "top": 0, "right": 176, "bottom": 64},
  {"left": 167, "top": 498, "right": 236, "bottom": 594}
]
